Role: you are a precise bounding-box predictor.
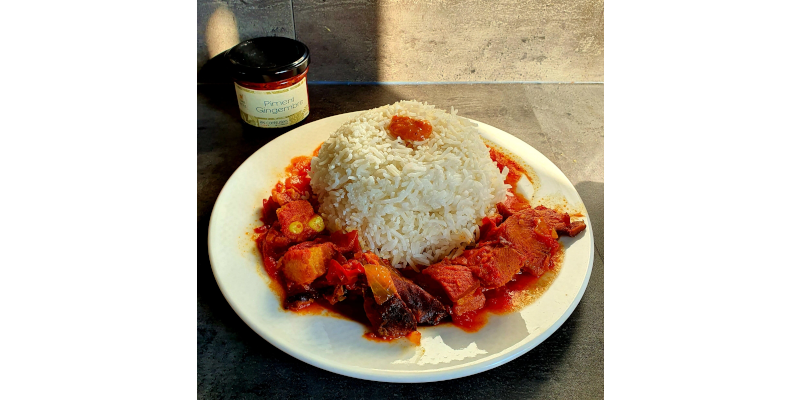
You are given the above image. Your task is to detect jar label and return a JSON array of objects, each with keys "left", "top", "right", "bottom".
[{"left": 234, "top": 78, "right": 310, "bottom": 128}]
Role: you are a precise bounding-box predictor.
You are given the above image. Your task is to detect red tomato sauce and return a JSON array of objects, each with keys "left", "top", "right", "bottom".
[
  {"left": 451, "top": 270, "right": 546, "bottom": 332},
  {"left": 488, "top": 145, "right": 530, "bottom": 188},
  {"left": 386, "top": 115, "right": 433, "bottom": 142}
]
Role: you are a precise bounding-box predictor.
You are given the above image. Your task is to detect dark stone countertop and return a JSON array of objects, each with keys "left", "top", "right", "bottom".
[{"left": 198, "top": 83, "right": 604, "bottom": 399}]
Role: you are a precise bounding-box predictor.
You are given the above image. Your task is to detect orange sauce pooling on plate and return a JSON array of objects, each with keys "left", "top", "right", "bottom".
[
  {"left": 450, "top": 271, "right": 542, "bottom": 332},
  {"left": 364, "top": 330, "right": 421, "bottom": 345},
  {"left": 387, "top": 116, "right": 433, "bottom": 142}
]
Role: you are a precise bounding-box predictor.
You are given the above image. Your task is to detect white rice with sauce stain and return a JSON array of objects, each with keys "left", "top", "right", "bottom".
[{"left": 310, "top": 100, "right": 510, "bottom": 267}]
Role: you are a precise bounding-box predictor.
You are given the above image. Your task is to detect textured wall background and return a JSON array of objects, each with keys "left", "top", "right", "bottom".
[{"left": 198, "top": 0, "right": 603, "bottom": 82}]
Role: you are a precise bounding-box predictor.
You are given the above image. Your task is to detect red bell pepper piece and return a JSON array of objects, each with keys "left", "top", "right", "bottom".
[
  {"left": 262, "top": 197, "right": 280, "bottom": 227},
  {"left": 330, "top": 229, "right": 361, "bottom": 253},
  {"left": 326, "top": 259, "right": 365, "bottom": 286}
]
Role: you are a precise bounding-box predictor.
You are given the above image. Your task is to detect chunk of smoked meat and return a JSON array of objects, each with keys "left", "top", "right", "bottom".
[
  {"left": 321, "top": 285, "right": 347, "bottom": 306},
  {"left": 527, "top": 206, "right": 587, "bottom": 237},
  {"left": 452, "top": 287, "right": 486, "bottom": 316},
  {"left": 496, "top": 194, "right": 531, "bottom": 219},
  {"left": 479, "top": 214, "right": 504, "bottom": 241},
  {"left": 563, "top": 221, "right": 587, "bottom": 237},
  {"left": 284, "top": 291, "right": 317, "bottom": 311},
  {"left": 497, "top": 211, "right": 555, "bottom": 274},
  {"left": 420, "top": 264, "right": 480, "bottom": 303},
  {"left": 363, "top": 293, "right": 417, "bottom": 339},
  {"left": 462, "top": 245, "right": 525, "bottom": 289},
  {"left": 453, "top": 246, "right": 525, "bottom": 289},
  {"left": 390, "top": 275, "right": 448, "bottom": 325}
]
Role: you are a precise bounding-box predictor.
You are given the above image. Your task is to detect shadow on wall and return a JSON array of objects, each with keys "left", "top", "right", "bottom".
[
  {"left": 198, "top": 0, "right": 381, "bottom": 84},
  {"left": 291, "top": 0, "right": 381, "bottom": 82},
  {"left": 198, "top": 0, "right": 292, "bottom": 71}
]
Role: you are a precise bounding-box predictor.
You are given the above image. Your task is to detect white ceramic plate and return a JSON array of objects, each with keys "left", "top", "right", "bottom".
[{"left": 208, "top": 112, "right": 594, "bottom": 383}]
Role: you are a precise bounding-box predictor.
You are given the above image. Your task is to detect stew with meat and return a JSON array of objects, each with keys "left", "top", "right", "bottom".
[{"left": 253, "top": 148, "right": 586, "bottom": 341}]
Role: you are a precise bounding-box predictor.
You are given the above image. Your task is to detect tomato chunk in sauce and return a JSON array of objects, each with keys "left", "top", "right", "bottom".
[{"left": 386, "top": 116, "right": 433, "bottom": 142}]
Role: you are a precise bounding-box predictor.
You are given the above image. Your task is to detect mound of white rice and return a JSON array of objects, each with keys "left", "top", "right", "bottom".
[{"left": 310, "top": 100, "right": 510, "bottom": 267}]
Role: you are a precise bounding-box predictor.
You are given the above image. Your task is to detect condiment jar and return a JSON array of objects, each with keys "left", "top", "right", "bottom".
[{"left": 225, "top": 37, "right": 310, "bottom": 129}]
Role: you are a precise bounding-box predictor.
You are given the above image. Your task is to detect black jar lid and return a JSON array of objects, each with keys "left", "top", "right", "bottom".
[{"left": 225, "top": 37, "right": 310, "bottom": 83}]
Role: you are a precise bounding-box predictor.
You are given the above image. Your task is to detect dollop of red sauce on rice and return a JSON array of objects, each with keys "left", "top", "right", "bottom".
[{"left": 386, "top": 115, "right": 433, "bottom": 142}]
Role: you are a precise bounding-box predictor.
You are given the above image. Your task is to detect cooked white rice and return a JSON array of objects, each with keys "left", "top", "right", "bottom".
[{"left": 310, "top": 100, "right": 510, "bottom": 267}]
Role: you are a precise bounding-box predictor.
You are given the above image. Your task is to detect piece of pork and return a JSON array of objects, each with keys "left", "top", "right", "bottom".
[
  {"left": 493, "top": 203, "right": 587, "bottom": 239},
  {"left": 526, "top": 206, "right": 587, "bottom": 237},
  {"left": 452, "top": 287, "right": 486, "bottom": 316},
  {"left": 446, "top": 205, "right": 586, "bottom": 291},
  {"left": 420, "top": 264, "right": 479, "bottom": 303},
  {"left": 284, "top": 291, "right": 317, "bottom": 311},
  {"left": 496, "top": 218, "right": 552, "bottom": 278},
  {"left": 450, "top": 246, "right": 525, "bottom": 289},
  {"left": 496, "top": 194, "right": 531, "bottom": 219},
  {"left": 413, "top": 263, "right": 486, "bottom": 316},
  {"left": 390, "top": 274, "right": 448, "bottom": 325},
  {"left": 363, "top": 292, "right": 417, "bottom": 339}
]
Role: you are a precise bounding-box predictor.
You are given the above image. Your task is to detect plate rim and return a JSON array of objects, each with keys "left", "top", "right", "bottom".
[{"left": 207, "top": 111, "right": 594, "bottom": 383}]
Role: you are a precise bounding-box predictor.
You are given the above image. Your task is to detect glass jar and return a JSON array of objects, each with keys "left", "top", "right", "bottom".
[{"left": 225, "top": 37, "right": 310, "bottom": 129}]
